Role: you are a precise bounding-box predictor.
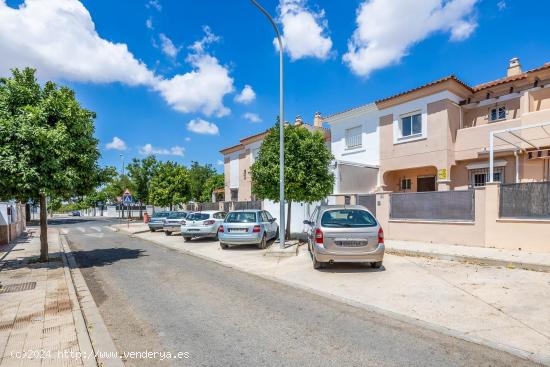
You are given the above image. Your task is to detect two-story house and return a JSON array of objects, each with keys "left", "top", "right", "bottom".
[
  {"left": 327, "top": 58, "right": 550, "bottom": 193},
  {"left": 219, "top": 113, "right": 330, "bottom": 202}
]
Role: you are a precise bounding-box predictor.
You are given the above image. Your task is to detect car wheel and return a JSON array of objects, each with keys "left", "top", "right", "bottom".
[
  {"left": 220, "top": 242, "right": 228, "bottom": 249},
  {"left": 371, "top": 261, "right": 383, "bottom": 269},
  {"left": 150, "top": 228, "right": 155, "bottom": 232},
  {"left": 184, "top": 236, "right": 192, "bottom": 242},
  {"left": 257, "top": 234, "right": 268, "bottom": 249},
  {"left": 165, "top": 231, "right": 172, "bottom": 236},
  {"left": 312, "top": 253, "right": 324, "bottom": 270}
]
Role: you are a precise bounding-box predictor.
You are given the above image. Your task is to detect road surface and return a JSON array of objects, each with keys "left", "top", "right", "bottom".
[{"left": 55, "top": 217, "right": 537, "bottom": 367}]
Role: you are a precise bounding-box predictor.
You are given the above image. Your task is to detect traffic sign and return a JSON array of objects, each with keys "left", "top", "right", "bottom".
[{"left": 123, "top": 195, "right": 133, "bottom": 204}]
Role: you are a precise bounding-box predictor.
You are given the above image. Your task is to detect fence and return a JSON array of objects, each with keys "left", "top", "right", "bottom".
[
  {"left": 499, "top": 181, "right": 550, "bottom": 218},
  {"left": 197, "top": 202, "right": 220, "bottom": 211},
  {"left": 356, "top": 194, "right": 377, "bottom": 217},
  {"left": 233, "top": 201, "right": 262, "bottom": 210},
  {"left": 390, "top": 190, "right": 475, "bottom": 221}
]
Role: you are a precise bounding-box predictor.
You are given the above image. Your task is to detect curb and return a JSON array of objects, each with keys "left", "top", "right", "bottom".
[
  {"left": 59, "top": 233, "right": 125, "bottom": 367},
  {"left": 386, "top": 248, "right": 550, "bottom": 273},
  {"left": 120, "top": 228, "right": 550, "bottom": 366}
]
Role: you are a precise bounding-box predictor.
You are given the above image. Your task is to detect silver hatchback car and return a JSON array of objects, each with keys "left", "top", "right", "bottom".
[
  {"left": 303, "top": 205, "right": 384, "bottom": 269},
  {"left": 218, "top": 210, "right": 279, "bottom": 249}
]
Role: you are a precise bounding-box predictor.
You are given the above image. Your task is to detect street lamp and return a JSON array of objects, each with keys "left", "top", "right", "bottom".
[
  {"left": 120, "top": 154, "right": 125, "bottom": 176},
  {"left": 250, "top": 0, "right": 286, "bottom": 248}
]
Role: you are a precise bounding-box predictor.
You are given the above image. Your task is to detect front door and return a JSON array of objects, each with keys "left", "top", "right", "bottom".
[{"left": 417, "top": 176, "right": 436, "bottom": 192}]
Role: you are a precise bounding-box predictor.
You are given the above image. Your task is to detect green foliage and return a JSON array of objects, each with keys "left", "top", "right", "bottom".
[
  {"left": 148, "top": 161, "right": 190, "bottom": 208},
  {"left": 126, "top": 155, "right": 159, "bottom": 204},
  {"left": 188, "top": 161, "right": 217, "bottom": 202},
  {"left": 199, "top": 173, "right": 224, "bottom": 202},
  {"left": 0, "top": 68, "right": 104, "bottom": 200},
  {"left": 251, "top": 122, "right": 334, "bottom": 203}
]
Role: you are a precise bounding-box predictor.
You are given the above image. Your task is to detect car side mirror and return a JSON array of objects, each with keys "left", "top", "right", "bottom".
[
  {"left": 269, "top": 218, "right": 276, "bottom": 223},
  {"left": 303, "top": 220, "right": 312, "bottom": 226}
]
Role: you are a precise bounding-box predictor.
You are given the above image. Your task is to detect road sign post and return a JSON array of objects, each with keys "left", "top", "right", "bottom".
[{"left": 123, "top": 190, "right": 133, "bottom": 228}]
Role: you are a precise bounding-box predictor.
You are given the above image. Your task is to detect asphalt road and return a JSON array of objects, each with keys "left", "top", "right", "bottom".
[{"left": 56, "top": 217, "right": 538, "bottom": 367}]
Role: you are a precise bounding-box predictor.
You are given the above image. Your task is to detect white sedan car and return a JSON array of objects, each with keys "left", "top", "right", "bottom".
[{"left": 180, "top": 211, "right": 226, "bottom": 242}]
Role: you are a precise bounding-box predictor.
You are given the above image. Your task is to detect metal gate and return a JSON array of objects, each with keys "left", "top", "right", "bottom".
[
  {"left": 500, "top": 181, "right": 550, "bottom": 218},
  {"left": 356, "top": 194, "right": 377, "bottom": 217},
  {"left": 390, "top": 190, "right": 475, "bottom": 221}
]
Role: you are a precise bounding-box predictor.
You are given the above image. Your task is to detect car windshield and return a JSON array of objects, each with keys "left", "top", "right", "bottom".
[
  {"left": 321, "top": 209, "right": 377, "bottom": 228},
  {"left": 225, "top": 212, "right": 257, "bottom": 223},
  {"left": 152, "top": 212, "right": 170, "bottom": 218},
  {"left": 168, "top": 212, "right": 187, "bottom": 219},
  {"left": 187, "top": 213, "right": 209, "bottom": 221}
]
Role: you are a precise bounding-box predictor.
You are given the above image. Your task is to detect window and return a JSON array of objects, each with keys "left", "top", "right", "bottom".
[
  {"left": 213, "top": 212, "right": 226, "bottom": 219},
  {"left": 400, "top": 178, "right": 412, "bottom": 191},
  {"left": 469, "top": 168, "right": 504, "bottom": 187},
  {"left": 400, "top": 113, "right": 422, "bottom": 137},
  {"left": 320, "top": 209, "right": 377, "bottom": 228},
  {"left": 230, "top": 189, "right": 238, "bottom": 201},
  {"left": 225, "top": 212, "right": 257, "bottom": 223},
  {"left": 265, "top": 211, "right": 274, "bottom": 221},
  {"left": 489, "top": 106, "right": 506, "bottom": 122},
  {"left": 187, "top": 213, "right": 210, "bottom": 221},
  {"left": 260, "top": 211, "right": 269, "bottom": 222},
  {"left": 345, "top": 126, "right": 362, "bottom": 149},
  {"left": 344, "top": 195, "right": 351, "bottom": 205},
  {"left": 243, "top": 169, "right": 247, "bottom": 180}
]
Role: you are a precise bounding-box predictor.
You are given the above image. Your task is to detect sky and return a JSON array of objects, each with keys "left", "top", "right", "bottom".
[{"left": 1, "top": 0, "right": 549, "bottom": 173}]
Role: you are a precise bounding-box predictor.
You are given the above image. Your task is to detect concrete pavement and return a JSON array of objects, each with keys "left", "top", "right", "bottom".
[{"left": 115, "top": 222, "right": 550, "bottom": 365}]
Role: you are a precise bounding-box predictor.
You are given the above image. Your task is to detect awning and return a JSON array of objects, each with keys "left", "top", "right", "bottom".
[{"left": 466, "top": 160, "right": 507, "bottom": 170}]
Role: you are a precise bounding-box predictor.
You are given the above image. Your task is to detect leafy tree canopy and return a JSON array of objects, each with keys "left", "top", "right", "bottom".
[
  {"left": 148, "top": 161, "right": 190, "bottom": 208},
  {"left": 188, "top": 161, "right": 217, "bottom": 202}
]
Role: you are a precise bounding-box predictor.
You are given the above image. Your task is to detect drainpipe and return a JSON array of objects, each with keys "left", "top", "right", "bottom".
[{"left": 514, "top": 149, "right": 519, "bottom": 183}]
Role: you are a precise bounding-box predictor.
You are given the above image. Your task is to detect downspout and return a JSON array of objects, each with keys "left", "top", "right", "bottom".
[{"left": 514, "top": 149, "right": 519, "bottom": 183}]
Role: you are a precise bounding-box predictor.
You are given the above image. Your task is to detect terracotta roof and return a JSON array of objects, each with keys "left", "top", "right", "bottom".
[
  {"left": 219, "top": 129, "right": 269, "bottom": 154},
  {"left": 472, "top": 62, "right": 550, "bottom": 92},
  {"left": 375, "top": 75, "right": 472, "bottom": 104}
]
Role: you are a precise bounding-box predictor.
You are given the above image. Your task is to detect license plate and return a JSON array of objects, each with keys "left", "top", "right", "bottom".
[
  {"left": 230, "top": 229, "right": 247, "bottom": 233},
  {"left": 336, "top": 240, "right": 367, "bottom": 247},
  {"left": 188, "top": 229, "right": 200, "bottom": 232}
]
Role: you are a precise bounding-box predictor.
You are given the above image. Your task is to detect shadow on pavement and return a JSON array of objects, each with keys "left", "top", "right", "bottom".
[
  {"left": 71, "top": 248, "right": 147, "bottom": 268},
  {"left": 318, "top": 262, "right": 386, "bottom": 274}
]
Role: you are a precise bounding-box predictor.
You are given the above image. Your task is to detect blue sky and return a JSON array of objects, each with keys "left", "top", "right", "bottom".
[{"left": 1, "top": 0, "right": 549, "bottom": 173}]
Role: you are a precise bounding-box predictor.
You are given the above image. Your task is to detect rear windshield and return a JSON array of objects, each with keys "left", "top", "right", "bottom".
[
  {"left": 321, "top": 209, "right": 377, "bottom": 228},
  {"left": 225, "top": 212, "right": 257, "bottom": 223},
  {"left": 168, "top": 212, "right": 187, "bottom": 219},
  {"left": 187, "top": 213, "right": 210, "bottom": 221},
  {"left": 152, "top": 212, "right": 170, "bottom": 218}
]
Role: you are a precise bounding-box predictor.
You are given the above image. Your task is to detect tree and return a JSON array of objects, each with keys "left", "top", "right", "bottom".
[
  {"left": 148, "top": 161, "right": 190, "bottom": 210},
  {"left": 251, "top": 122, "right": 334, "bottom": 239},
  {"left": 200, "top": 173, "right": 224, "bottom": 202},
  {"left": 188, "top": 161, "right": 217, "bottom": 202},
  {"left": 0, "top": 68, "right": 105, "bottom": 261},
  {"left": 127, "top": 155, "right": 159, "bottom": 217}
]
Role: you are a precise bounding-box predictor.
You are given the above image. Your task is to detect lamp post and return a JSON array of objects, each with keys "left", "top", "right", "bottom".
[
  {"left": 250, "top": 0, "right": 285, "bottom": 248},
  {"left": 120, "top": 154, "right": 125, "bottom": 219}
]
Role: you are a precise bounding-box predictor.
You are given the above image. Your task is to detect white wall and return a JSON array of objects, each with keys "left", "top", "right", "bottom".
[
  {"left": 328, "top": 105, "right": 380, "bottom": 167},
  {"left": 263, "top": 200, "right": 328, "bottom": 239},
  {"left": 229, "top": 151, "right": 240, "bottom": 189},
  {"left": 0, "top": 203, "right": 8, "bottom": 225}
]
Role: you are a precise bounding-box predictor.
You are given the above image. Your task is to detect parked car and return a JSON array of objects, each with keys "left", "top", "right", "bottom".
[
  {"left": 148, "top": 211, "right": 171, "bottom": 232},
  {"left": 180, "top": 211, "right": 226, "bottom": 242},
  {"left": 303, "top": 205, "right": 384, "bottom": 270},
  {"left": 71, "top": 211, "right": 81, "bottom": 217},
  {"left": 163, "top": 211, "right": 189, "bottom": 236},
  {"left": 218, "top": 210, "right": 278, "bottom": 249}
]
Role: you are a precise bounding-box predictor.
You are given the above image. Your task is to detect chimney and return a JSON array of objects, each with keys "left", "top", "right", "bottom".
[
  {"left": 313, "top": 112, "right": 323, "bottom": 128},
  {"left": 294, "top": 115, "right": 303, "bottom": 126},
  {"left": 507, "top": 57, "right": 522, "bottom": 77}
]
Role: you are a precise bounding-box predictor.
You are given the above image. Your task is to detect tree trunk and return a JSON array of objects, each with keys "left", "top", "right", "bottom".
[
  {"left": 285, "top": 200, "right": 291, "bottom": 240},
  {"left": 39, "top": 193, "right": 48, "bottom": 262},
  {"left": 170, "top": 203, "right": 173, "bottom": 211},
  {"left": 139, "top": 201, "right": 143, "bottom": 219}
]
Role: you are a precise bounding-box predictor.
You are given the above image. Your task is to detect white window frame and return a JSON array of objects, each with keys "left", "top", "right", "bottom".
[
  {"left": 345, "top": 126, "right": 362, "bottom": 150},
  {"left": 399, "top": 111, "right": 422, "bottom": 139},
  {"left": 489, "top": 106, "right": 506, "bottom": 122},
  {"left": 400, "top": 178, "right": 412, "bottom": 191}
]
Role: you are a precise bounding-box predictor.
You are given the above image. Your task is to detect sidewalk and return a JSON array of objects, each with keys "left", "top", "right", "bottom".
[
  {"left": 0, "top": 228, "right": 95, "bottom": 366},
  {"left": 386, "top": 239, "right": 550, "bottom": 272},
  {"left": 115, "top": 222, "right": 550, "bottom": 365}
]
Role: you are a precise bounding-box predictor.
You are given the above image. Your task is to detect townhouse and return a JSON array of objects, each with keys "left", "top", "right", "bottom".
[
  {"left": 326, "top": 58, "right": 550, "bottom": 193},
  {"left": 219, "top": 113, "right": 330, "bottom": 202}
]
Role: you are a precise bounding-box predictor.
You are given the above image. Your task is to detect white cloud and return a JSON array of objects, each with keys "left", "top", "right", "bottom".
[
  {"left": 146, "top": 0, "right": 161, "bottom": 11},
  {"left": 243, "top": 112, "right": 262, "bottom": 123},
  {"left": 497, "top": 0, "right": 506, "bottom": 11},
  {"left": 189, "top": 26, "right": 220, "bottom": 54},
  {"left": 217, "top": 159, "right": 223, "bottom": 166},
  {"left": 275, "top": 0, "right": 333, "bottom": 61},
  {"left": 159, "top": 33, "right": 180, "bottom": 58},
  {"left": 105, "top": 136, "right": 127, "bottom": 151},
  {"left": 186, "top": 118, "right": 219, "bottom": 135},
  {"left": 139, "top": 144, "right": 185, "bottom": 156},
  {"left": 0, "top": 2, "right": 235, "bottom": 118},
  {"left": 234, "top": 85, "right": 256, "bottom": 104},
  {"left": 343, "top": 0, "right": 479, "bottom": 77},
  {"left": 145, "top": 17, "right": 153, "bottom": 30}
]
